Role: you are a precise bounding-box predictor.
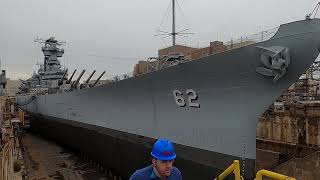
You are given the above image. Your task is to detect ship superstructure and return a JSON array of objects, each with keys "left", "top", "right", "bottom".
[{"left": 19, "top": 37, "right": 66, "bottom": 94}]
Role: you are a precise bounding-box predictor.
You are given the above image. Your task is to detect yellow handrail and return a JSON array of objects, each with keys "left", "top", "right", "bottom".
[
  {"left": 214, "top": 160, "right": 242, "bottom": 180},
  {"left": 255, "top": 170, "right": 296, "bottom": 180}
]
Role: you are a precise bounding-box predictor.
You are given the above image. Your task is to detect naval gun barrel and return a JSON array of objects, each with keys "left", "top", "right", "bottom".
[
  {"left": 58, "top": 69, "right": 68, "bottom": 86},
  {"left": 72, "top": 69, "right": 86, "bottom": 88},
  {"left": 91, "top": 71, "right": 106, "bottom": 87},
  {"left": 67, "top": 69, "right": 77, "bottom": 84},
  {"left": 85, "top": 70, "right": 96, "bottom": 84}
]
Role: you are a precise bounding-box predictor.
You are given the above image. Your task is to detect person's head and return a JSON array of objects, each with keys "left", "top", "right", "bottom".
[{"left": 151, "top": 139, "right": 176, "bottom": 177}]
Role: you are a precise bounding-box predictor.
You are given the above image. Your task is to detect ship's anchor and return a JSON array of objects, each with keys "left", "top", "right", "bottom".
[{"left": 255, "top": 46, "right": 290, "bottom": 82}]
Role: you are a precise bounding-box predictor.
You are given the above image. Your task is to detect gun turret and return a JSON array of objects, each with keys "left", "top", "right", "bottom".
[
  {"left": 72, "top": 69, "right": 86, "bottom": 88},
  {"left": 58, "top": 69, "right": 68, "bottom": 86},
  {"left": 90, "top": 71, "right": 106, "bottom": 87},
  {"left": 80, "top": 70, "right": 97, "bottom": 89},
  {"left": 67, "top": 69, "right": 76, "bottom": 84},
  {"left": 85, "top": 70, "right": 96, "bottom": 84}
]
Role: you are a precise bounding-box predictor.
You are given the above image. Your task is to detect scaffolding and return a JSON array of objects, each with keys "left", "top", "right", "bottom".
[{"left": 0, "top": 96, "right": 25, "bottom": 180}]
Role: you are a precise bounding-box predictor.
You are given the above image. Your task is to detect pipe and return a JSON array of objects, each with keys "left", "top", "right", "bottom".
[
  {"left": 214, "top": 160, "right": 241, "bottom": 180},
  {"left": 255, "top": 170, "right": 296, "bottom": 180}
]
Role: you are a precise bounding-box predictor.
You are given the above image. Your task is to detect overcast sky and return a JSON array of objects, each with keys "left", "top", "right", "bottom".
[{"left": 0, "top": 0, "right": 318, "bottom": 80}]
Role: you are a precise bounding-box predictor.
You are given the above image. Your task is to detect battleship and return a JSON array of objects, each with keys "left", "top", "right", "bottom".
[{"left": 15, "top": 2, "right": 320, "bottom": 180}]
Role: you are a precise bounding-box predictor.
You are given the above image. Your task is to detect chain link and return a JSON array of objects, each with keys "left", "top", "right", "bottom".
[{"left": 241, "top": 136, "right": 246, "bottom": 178}]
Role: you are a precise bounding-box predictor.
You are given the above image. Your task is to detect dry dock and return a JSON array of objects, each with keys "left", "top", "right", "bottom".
[{"left": 21, "top": 133, "right": 110, "bottom": 180}]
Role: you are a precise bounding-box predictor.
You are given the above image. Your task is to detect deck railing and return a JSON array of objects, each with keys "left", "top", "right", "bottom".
[
  {"left": 106, "top": 26, "right": 280, "bottom": 83},
  {"left": 225, "top": 26, "right": 280, "bottom": 49}
]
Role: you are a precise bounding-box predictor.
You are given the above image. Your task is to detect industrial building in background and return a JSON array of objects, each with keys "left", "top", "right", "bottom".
[{"left": 133, "top": 41, "right": 253, "bottom": 76}]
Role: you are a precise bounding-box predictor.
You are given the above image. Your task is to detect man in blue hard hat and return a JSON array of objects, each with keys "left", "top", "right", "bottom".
[{"left": 129, "top": 139, "right": 182, "bottom": 180}]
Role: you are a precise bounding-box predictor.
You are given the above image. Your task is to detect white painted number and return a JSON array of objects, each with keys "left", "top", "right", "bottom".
[
  {"left": 173, "top": 90, "right": 186, "bottom": 107},
  {"left": 186, "top": 89, "right": 200, "bottom": 108},
  {"left": 173, "top": 89, "right": 200, "bottom": 108}
]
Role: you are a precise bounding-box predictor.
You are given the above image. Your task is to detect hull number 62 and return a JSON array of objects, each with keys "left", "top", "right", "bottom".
[{"left": 173, "top": 89, "right": 200, "bottom": 108}]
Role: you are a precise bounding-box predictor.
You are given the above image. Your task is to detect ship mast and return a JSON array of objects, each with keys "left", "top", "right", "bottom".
[
  {"left": 155, "top": 0, "right": 193, "bottom": 55},
  {"left": 172, "top": 0, "right": 176, "bottom": 52}
]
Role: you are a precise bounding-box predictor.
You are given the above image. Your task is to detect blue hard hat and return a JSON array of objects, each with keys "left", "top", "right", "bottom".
[{"left": 151, "top": 139, "right": 176, "bottom": 160}]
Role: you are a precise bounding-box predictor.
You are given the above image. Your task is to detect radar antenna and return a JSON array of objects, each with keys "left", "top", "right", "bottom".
[
  {"left": 34, "top": 37, "right": 66, "bottom": 46},
  {"left": 155, "top": 0, "right": 194, "bottom": 53}
]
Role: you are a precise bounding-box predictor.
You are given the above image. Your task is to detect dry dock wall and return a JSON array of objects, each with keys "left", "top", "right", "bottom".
[
  {"left": 273, "top": 151, "right": 320, "bottom": 180},
  {"left": 257, "top": 103, "right": 320, "bottom": 146}
]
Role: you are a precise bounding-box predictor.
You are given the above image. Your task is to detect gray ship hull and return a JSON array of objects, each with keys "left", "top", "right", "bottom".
[
  {"left": 17, "top": 19, "right": 320, "bottom": 179},
  {"left": 28, "top": 113, "right": 251, "bottom": 179}
]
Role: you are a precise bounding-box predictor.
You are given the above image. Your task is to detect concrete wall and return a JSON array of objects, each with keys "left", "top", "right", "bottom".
[
  {"left": 273, "top": 151, "right": 320, "bottom": 180},
  {"left": 256, "top": 149, "right": 280, "bottom": 170},
  {"left": 257, "top": 104, "right": 320, "bottom": 146}
]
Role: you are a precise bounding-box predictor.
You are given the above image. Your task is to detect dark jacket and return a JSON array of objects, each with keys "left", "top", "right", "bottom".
[{"left": 129, "top": 165, "right": 182, "bottom": 180}]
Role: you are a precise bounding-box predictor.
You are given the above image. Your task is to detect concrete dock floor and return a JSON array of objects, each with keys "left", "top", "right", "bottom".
[{"left": 21, "top": 133, "right": 110, "bottom": 180}]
